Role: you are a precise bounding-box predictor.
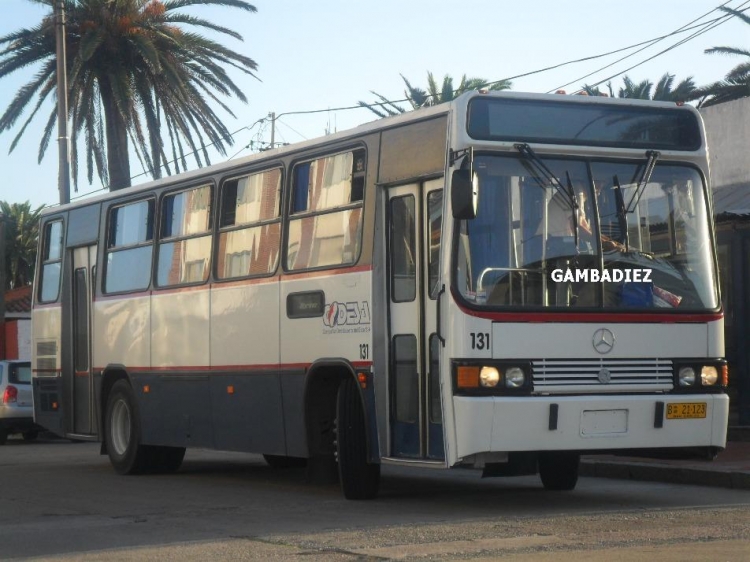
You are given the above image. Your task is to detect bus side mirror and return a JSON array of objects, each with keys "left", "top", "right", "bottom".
[{"left": 452, "top": 169, "right": 479, "bottom": 219}]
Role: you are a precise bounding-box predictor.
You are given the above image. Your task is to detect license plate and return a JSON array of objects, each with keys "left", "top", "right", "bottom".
[{"left": 666, "top": 402, "right": 707, "bottom": 419}]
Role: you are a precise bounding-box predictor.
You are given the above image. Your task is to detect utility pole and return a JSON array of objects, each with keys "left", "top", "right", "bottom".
[
  {"left": 54, "top": 0, "right": 71, "bottom": 205},
  {"left": 268, "top": 112, "right": 276, "bottom": 150}
]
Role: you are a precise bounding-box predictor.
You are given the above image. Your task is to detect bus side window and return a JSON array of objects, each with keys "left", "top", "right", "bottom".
[
  {"left": 104, "top": 200, "right": 154, "bottom": 294},
  {"left": 39, "top": 220, "right": 64, "bottom": 303},
  {"left": 427, "top": 190, "right": 443, "bottom": 299},
  {"left": 286, "top": 149, "right": 365, "bottom": 271},
  {"left": 156, "top": 184, "right": 213, "bottom": 287},
  {"left": 217, "top": 167, "right": 282, "bottom": 279}
]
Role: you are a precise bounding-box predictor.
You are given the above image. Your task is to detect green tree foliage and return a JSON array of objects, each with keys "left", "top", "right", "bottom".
[
  {"left": 1, "top": 201, "right": 43, "bottom": 289},
  {"left": 359, "top": 72, "right": 512, "bottom": 118},
  {"left": 692, "top": 7, "right": 750, "bottom": 107},
  {"left": 0, "top": 0, "right": 259, "bottom": 190},
  {"left": 583, "top": 73, "right": 696, "bottom": 101}
]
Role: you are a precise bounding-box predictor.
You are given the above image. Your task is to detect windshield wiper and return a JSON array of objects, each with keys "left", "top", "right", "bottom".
[
  {"left": 626, "top": 150, "right": 660, "bottom": 213},
  {"left": 612, "top": 174, "right": 630, "bottom": 251},
  {"left": 514, "top": 143, "right": 578, "bottom": 210}
]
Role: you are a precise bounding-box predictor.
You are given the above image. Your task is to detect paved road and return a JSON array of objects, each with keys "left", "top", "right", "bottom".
[{"left": 1, "top": 436, "right": 749, "bottom": 560}]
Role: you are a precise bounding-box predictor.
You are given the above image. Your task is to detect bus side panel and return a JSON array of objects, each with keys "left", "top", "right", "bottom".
[
  {"left": 32, "top": 306, "right": 64, "bottom": 435},
  {"left": 209, "top": 373, "right": 285, "bottom": 453},
  {"left": 279, "top": 270, "right": 373, "bottom": 396},
  {"left": 151, "top": 291, "right": 210, "bottom": 369},
  {"left": 93, "top": 295, "right": 151, "bottom": 375},
  {"left": 210, "top": 280, "right": 284, "bottom": 453}
]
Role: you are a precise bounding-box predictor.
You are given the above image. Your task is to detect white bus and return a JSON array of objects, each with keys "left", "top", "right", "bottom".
[{"left": 32, "top": 91, "right": 728, "bottom": 499}]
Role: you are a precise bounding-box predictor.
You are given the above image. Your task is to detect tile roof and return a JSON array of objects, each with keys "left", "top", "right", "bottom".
[
  {"left": 713, "top": 183, "right": 750, "bottom": 219},
  {"left": 4, "top": 285, "right": 32, "bottom": 314}
]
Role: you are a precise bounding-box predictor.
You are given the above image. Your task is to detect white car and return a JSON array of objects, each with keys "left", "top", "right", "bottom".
[{"left": 0, "top": 360, "right": 38, "bottom": 444}]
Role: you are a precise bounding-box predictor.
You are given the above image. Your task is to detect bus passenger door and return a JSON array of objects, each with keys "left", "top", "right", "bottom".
[
  {"left": 387, "top": 180, "right": 444, "bottom": 460},
  {"left": 70, "top": 246, "right": 96, "bottom": 436}
]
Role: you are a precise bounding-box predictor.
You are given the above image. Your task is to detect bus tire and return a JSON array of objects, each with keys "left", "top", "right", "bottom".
[
  {"left": 263, "top": 454, "right": 307, "bottom": 469},
  {"left": 336, "top": 377, "right": 380, "bottom": 500},
  {"left": 105, "top": 379, "right": 152, "bottom": 475},
  {"left": 538, "top": 451, "right": 580, "bottom": 491}
]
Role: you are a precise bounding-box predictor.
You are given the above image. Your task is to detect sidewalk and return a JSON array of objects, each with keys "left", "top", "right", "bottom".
[{"left": 580, "top": 430, "right": 750, "bottom": 490}]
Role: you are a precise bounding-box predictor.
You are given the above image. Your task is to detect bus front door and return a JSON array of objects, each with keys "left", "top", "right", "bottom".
[
  {"left": 387, "top": 180, "right": 445, "bottom": 460},
  {"left": 69, "top": 246, "right": 96, "bottom": 437}
]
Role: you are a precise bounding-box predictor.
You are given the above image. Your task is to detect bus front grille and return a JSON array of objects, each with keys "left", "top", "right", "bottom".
[{"left": 531, "top": 358, "right": 674, "bottom": 393}]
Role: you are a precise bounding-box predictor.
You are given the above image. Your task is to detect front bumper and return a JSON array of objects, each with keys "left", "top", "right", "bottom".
[{"left": 453, "top": 393, "right": 728, "bottom": 460}]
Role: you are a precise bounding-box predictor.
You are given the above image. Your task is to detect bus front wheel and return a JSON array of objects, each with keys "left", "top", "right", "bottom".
[
  {"left": 336, "top": 377, "right": 380, "bottom": 500},
  {"left": 105, "top": 379, "right": 151, "bottom": 474},
  {"left": 538, "top": 451, "right": 580, "bottom": 491}
]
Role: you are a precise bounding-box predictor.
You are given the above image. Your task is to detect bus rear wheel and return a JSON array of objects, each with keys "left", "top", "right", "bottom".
[
  {"left": 105, "top": 380, "right": 151, "bottom": 474},
  {"left": 538, "top": 451, "right": 580, "bottom": 491},
  {"left": 336, "top": 377, "right": 379, "bottom": 500}
]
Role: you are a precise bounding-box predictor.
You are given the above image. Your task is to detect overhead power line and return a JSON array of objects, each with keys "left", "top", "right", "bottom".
[
  {"left": 577, "top": 2, "right": 750, "bottom": 93},
  {"left": 551, "top": 1, "right": 750, "bottom": 93}
]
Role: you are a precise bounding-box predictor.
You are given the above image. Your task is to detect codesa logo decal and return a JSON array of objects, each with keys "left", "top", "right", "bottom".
[{"left": 323, "top": 301, "right": 371, "bottom": 334}]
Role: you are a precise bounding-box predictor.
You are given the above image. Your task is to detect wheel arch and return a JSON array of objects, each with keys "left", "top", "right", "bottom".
[
  {"left": 303, "top": 359, "right": 379, "bottom": 464},
  {"left": 98, "top": 364, "right": 133, "bottom": 454}
]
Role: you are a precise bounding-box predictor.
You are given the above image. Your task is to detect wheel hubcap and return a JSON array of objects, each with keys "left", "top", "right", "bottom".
[{"left": 110, "top": 398, "right": 131, "bottom": 456}]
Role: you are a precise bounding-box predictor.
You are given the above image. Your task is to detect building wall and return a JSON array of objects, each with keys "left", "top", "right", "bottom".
[
  {"left": 700, "top": 97, "right": 750, "bottom": 188},
  {"left": 16, "top": 319, "right": 31, "bottom": 361},
  {"left": 702, "top": 97, "right": 750, "bottom": 425},
  {"left": 2, "top": 319, "right": 31, "bottom": 361}
]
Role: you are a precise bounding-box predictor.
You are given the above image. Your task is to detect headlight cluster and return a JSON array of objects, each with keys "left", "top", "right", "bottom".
[
  {"left": 676, "top": 363, "right": 727, "bottom": 389},
  {"left": 455, "top": 363, "right": 530, "bottom": 393}
]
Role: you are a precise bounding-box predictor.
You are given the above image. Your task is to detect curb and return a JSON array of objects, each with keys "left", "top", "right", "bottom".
[{"left": 580, "top": 459, "right": 750, "bottom": 490}]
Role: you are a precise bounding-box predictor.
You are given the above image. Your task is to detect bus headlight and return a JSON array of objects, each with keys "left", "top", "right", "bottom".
[
  {"left": 505, "top": 367, "right": 525, "bottom": 388},
  {"left": 701, "top": 366, "right": 719, "bottom": 386},
  {"left": 479, "top": 366, "right": 500, "bottom": 388},
  {"left": 679, "top": 366, "right": 696, "bottom": 387}
]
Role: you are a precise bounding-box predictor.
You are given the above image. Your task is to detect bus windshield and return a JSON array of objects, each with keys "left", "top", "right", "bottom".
[{"left": 455, "top": 154, "right": 718, "bottom": 311}]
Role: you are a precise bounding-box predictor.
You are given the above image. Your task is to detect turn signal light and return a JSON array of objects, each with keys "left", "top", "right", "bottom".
[
  {"left": 357, "top": 372, "right": 368, "bottom": 389},
  {"left": 457, "top": 366, "right": 480, "bottom": 388},
  {"left": 721, "top": 364, "right": 729, "bottom": 386}
]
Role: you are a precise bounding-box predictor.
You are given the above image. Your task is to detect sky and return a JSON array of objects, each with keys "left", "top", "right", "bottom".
[{"left": 0, "top": 0, "right": 748, "bottom": 209}]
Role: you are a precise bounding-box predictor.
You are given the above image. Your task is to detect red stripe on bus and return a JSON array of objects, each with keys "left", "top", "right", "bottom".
[
  {"left": 96, "top": 290, "right": 152, "bottom": 302},
  {"left": 90, "top": 266, "right": 372, "bottom": 303},
  {"left": 94, "top": 361, "right": 374, "bottom": 373},
  {"left": 456, "top": 302, "right": 723, "bottom": 323},
  {"left": 282, "top": 264, "right": 373, "bottom": 280},
  {"left": 212, "top": 276, "right": 282, "bottom": 290}
]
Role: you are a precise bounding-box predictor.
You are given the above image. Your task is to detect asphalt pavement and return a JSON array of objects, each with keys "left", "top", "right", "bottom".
[{"left": 581, "top": 427, "right": 750, "bottom": 489}]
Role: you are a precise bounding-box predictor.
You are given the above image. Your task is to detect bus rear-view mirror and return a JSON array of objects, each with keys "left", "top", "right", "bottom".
[{"left": 452, "top": 169, "right": 479, "bottom": 219}]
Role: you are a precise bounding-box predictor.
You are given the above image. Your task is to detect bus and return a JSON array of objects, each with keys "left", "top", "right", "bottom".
[{"left": 32, "top": 90, "right": 728, "bottom": 499}]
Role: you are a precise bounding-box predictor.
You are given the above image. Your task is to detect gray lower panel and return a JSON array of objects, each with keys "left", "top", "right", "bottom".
[
  {"left": 280, "top": 372, "right": 307, "bottom": 457},
  {"left": 210, "top": 374, "right": 286, "bottom": 454},
  {"left": 132, "top": 372, "right": 287, "bottom": 454}
]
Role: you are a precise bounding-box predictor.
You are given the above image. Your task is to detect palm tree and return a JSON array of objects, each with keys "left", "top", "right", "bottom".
[
  {"left": 1, "top": 201, "right": 43, "bottom": 289},
  {"left": 583, "top": 73, "right": 695, "bottom": 102},
  {"left": 692, "top": 7, "right": 750, "bottom": 107},
  {"left": 360, "top": 72, "right": 512, "bottom": 118},
  {"left": 0, "top": 0, "right": 259, "bottom": 191}
]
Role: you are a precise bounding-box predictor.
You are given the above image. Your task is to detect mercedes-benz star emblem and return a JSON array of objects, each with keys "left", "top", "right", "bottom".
[
  {"left": 592, "top": 328, "right": 615, "bottom": 354},
  {"left": 598, "top": 368, "right": 612, "bottom": 384}
]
